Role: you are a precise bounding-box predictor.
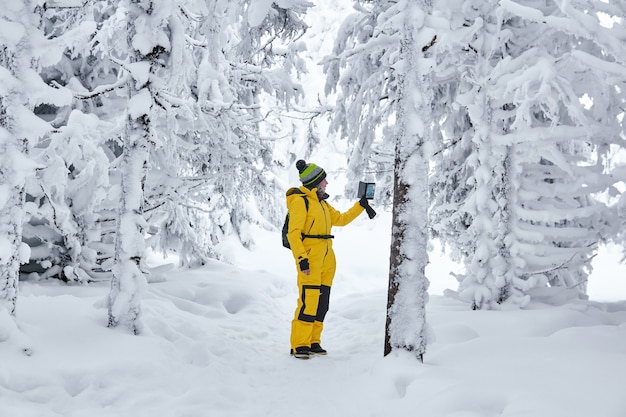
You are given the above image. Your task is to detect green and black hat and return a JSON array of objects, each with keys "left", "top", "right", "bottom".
[{"left": 296, "top": 159, "right": 326, "bottom": 189}]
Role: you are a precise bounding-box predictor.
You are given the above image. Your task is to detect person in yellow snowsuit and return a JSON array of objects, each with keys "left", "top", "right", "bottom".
[{"left": 286, "top": 159, "right": 375, "bottom": 359}]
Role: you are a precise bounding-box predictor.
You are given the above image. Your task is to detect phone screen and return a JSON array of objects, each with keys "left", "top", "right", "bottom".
[{"left": 358, "top": 181, "right": 376, "bottom": 199}]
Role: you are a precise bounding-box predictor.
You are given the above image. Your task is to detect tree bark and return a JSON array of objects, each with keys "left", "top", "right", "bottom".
[{"left": 384, "top": 0, "right": 432, "bottom": 361}]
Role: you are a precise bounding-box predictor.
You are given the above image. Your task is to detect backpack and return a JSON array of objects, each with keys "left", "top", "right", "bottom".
[{"left": 282, "top": 191, "right": 309, "bottom": 249}]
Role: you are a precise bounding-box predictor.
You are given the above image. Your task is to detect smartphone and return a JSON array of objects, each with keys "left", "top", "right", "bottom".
[{"left": 357, "top": 181, "right": 375, "bottom": 200}]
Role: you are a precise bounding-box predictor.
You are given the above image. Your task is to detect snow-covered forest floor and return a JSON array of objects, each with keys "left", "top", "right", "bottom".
[{"left": 2, "top": 211, "right": 626, "bottom": 417}]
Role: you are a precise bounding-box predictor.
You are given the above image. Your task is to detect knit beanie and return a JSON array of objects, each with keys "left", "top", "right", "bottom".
[{"left": 296, "top": 159, "right": 326, "bottom": 189}]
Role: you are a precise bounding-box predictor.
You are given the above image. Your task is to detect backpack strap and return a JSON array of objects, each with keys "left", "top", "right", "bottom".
[
  {"left": 282, "top": 189, "right": 310, "bottom": 249},
  {"left": 301, "top": 194, "right": 309, "bottom": 211}
]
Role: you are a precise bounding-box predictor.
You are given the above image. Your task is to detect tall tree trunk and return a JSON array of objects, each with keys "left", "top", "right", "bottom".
[
  {"left": 384, "top": 0, "right": 432, "bottom": 361},
  {"left": 107, "top": 0, "right": 152, "bottom": 334},
  {"left": 107, "top": 119, "right": 149, "bottom": 334},
  {"left": 0, "top": 44, "right": 28, "bottom": 322},
  {"left": 0, "top": 146, "right": 26, "bottom": 319}
]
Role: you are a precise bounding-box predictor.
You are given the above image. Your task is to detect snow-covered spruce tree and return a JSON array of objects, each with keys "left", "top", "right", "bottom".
[
  {"left": 106, "top": 0, "right": 317, "bottom": 330},
  {"left": 592, "top": 3, "right": 626, "bottom": 262},
  {"left": 5, "top": 0, "right": 136, "bottom": 283},
  {"left": 0, "top": 0, "right": 71, "bottom": 330},
  {"left": 19, "top": 2, "right": 115, "bottom": 283},
  {"left": 428, "top": 0, "right": 514, "bottom": 309},
  {"left": 24, "top": 0, "right": 311, "bottom": 283},
  {"left": 429, "top": 0, "right": 625, "bottom": 309},
  {"left": 231, "top": 0, "right": 312, "bottom": 238},
  {"left": 107, "top": 0, "right": 179, "bottom": 333},
  {"left": 37, "top": 0, "right": 216, "bottom": 273},
  {"left": 0, "top": 4, "right": 31, "bottom": 324},
  {"left": 325, "top": 0, "right": 438, "bottom": 360},
  {"left": 148, "top": 0, "right": 312, "bottom": 259},
  {"left": 26, "top": 112, "right": 113, "bottom": 282},
  {"left": 384, "top": 0, "right": 437, "bottom": 361},
  {"left": 128, "top": 0, "right": 230, "bottom": 265}
]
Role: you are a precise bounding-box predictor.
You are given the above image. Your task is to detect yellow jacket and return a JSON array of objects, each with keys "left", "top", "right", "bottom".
[{"left": 285, "top": 186, "right": 364, "bottom": 261}]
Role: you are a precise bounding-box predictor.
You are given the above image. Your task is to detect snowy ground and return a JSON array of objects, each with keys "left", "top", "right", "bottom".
[{"left": 2, "top": 210, "right": 626, "bottom": 417}]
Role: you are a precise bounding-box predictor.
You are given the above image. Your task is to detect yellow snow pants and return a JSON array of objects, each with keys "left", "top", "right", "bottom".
[{"left": 290, "top": 240, "right": 336, "bottom": 350}]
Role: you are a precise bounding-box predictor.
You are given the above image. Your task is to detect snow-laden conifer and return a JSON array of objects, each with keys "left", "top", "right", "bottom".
[
  {"left": 384, "top": 0, "right": 437, "bottom": 361},
  {"left": 0, "top": 0, "right": 70, "bottom": 333},
  {"left": 13, "top": 0, "right": 312, "bottom": 280},
  {"left": 107, "top": 0, "right": 175, "bottom": 333},
  {"left": 103, "top": 0, "right": 312, "bottom": 331},
  {"left": 430, "top": 0, "right": 625, "bottom": 308},
  {"left": 19, "top": 1, "right": 125, "bottom": 282},
  {"left": 325, "top": 0, "right": 435, "bottom": 360}
]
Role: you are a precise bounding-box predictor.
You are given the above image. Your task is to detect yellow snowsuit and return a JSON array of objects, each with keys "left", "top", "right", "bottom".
[{"left": 286, "top": 186, "right": 364, "bottom": 350}]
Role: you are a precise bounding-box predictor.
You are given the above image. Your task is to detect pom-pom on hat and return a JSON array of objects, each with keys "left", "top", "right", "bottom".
[{"left": 296, "top": 159, "right": 326, "bottom": 189}]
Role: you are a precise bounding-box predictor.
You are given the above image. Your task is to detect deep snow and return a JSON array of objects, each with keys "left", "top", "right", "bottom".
[
  {"left": 2, "top": 210, "right": 626, "bottom": 417},
  {"left": 3, "top": 1, "right": 625, "bottom": 415}
]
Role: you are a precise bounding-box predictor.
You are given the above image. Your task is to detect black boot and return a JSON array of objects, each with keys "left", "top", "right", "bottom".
[
  {"left": 290, "top": 346, "right": 310, "bottom": 359},
  {"left": 309, "top": 343, "right": 327, "bottom": 355}
]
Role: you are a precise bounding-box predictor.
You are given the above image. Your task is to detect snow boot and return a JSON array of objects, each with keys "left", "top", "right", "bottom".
[
  {"left": 309, "top": 343, "right": 327, "bottom": 355},
  {"left": 290, "top": 346, "right": 310, "bottom": 360}
]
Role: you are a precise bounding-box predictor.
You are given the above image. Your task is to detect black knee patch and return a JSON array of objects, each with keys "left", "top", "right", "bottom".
[{"left": 315, "top": 285, "right": 331, "bottom": 322}]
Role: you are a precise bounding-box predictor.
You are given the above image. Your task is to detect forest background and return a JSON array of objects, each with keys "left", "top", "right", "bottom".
[{"left": 1, "top": 0, "right": 625, "bottom": 344}]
